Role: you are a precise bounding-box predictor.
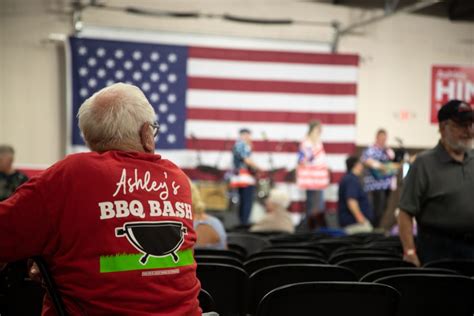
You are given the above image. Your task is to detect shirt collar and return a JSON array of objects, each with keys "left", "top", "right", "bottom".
[{"left": 436, "top": 141, "right": 473, "bottom": 163}]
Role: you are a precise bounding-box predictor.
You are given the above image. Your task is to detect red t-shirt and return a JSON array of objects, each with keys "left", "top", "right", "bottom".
[{"left": 0, "top": 151, "right": 201, "bottom": 315}]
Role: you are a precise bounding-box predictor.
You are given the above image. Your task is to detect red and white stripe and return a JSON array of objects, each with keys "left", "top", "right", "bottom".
[{"left": 75, "top": 28, "right": 358, "bottom": 211}]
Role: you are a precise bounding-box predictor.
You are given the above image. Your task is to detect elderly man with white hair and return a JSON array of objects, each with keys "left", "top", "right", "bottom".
[
  {"left": 250, "top": 188, "right": 295, "bottom": 234},
  {"left": 0, "top": 83, "right": 201, "bottom": 315}
]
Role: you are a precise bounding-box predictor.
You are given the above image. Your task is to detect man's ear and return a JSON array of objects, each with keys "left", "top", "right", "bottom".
[{"left": 140, "top": 123, "right": 155, "bottom": 153}]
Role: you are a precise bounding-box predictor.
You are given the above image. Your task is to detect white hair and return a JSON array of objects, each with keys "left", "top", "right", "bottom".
[
  {"left": 77, "top": 83, "right": 156, "bottom": 152},
  {"left": 267, "top": 188, "right": 291, "bottom": 209}
]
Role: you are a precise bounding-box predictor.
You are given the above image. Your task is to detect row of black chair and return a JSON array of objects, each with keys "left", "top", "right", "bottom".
[{"left": 197, "top": 262, "right": 474, "bottom": 316}]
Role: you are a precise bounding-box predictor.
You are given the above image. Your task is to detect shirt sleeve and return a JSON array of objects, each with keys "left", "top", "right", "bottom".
[
  {"left": 399, "top": 157, "right": 426, "bottom": 216},
  {"left": 361, "top": 148, "right": 371, "bottom": 162},
  {"left": 344, "top": 177, "right": 360, "bottom": 200},
  {"left": 0, "top": 177, "right": 51, "bottom": 262}
]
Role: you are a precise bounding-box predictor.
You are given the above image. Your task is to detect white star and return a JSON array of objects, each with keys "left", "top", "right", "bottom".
[
  {"left": 159, "top": 103, "right": 168, "bottom": 113},
  {"left": 79, "top": 67, "right": 88, "bottom": 77},
  {"left": 115, "top": 70, "right": 124, "bottom": 80},
  {"left": 79, "top": 88, "right": 88, "bottom": 97},
  {"left": 115, "top": 50, "right": 124, "bottom": 59},
  {"left": 141, "top": 82, "right": 150, "bottom": 91},
  {"left": 150, "top": 52, "right": 160, "bottom": 61},
  {"left": 106, "top": 59, "right": 115, "bottom": 68},
  {"left": 132, "top": 71, "right": 142, "bottom": 81},
  {"left": 150, "top": 93, "right": 160, "bottom": 102},
  {"left": 132, "top": 51, "right": 142, "bottom": 60},
  {"left": 160, "top": 123, "right": 168, "bottom": 133},
  {"left": 78, "top": 46, "right": 87, "bottom": 56},
  {"left": 159, "top": 63, "right": 169, "bottom": 72},
  {"left": 124, "top": 60, "right": 133, "bottom": 70},
  {"left": 96, "top": 48, "right": 106, "bottom": 57},
  {"left": 88, "top": 78, "right": 97, "bottom": 88},
  {"left": 97, "top": 68, "right": 106, "bottom": 78},
  {"left": 106, "top": 80, "right": 114, "bottom": 86},
  {"left": 167, "top": 114, "right": 177, "bottom": 124},
  {"left": 150, "top": 72, "right": 160, "bottom": 82},
  {"left": 159, "top": 83, "right": 168, "bottom": 92},
  {"left": 167, "top": 73, "right": 177, "bottom": 83},
  {"left": 167, "top": 94, "right": 177, "bottom": 103},
  {"left": 141, "top": 62, "right": 151, "bottom": 71},
  {"left": 167, "top": 134, "right": 176, "bottom": 144},
  {"left": 168, "top": 53, "right": 177, "bottom": 63},
  {"left": 87, "top": 57, "right": 97, "bottom": 67}
]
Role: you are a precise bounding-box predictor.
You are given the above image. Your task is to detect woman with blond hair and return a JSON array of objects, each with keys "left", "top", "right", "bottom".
[{"left": 190, "top": 181, "right": 227, "bottom": 249}]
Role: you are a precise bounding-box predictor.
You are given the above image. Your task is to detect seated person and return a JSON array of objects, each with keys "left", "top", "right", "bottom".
[
  {"left": 338, "top": 156, "right": 374, "bottom": 232},
  {"left": 191, "top": 182, "right": 227, "bottom": 250},
  {"left": 0, "top": 83, "right": 201, "bottom": 315},
  {"left": 250, "top": 188, "right": 295, "bottom": 234}
]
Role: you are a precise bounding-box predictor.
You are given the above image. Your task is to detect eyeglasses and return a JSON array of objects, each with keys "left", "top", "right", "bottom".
[{"left": 150, "top": 121, "right": 160, "bottom": 137}]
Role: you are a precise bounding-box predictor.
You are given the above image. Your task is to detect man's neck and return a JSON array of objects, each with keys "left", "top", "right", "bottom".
[{"left": 441, "top": 140, "right": 465, "bottom": 162}]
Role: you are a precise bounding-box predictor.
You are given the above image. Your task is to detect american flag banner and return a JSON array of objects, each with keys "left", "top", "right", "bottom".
[{"left": 68, "top": 31, "right": 358, "bottom": 211}]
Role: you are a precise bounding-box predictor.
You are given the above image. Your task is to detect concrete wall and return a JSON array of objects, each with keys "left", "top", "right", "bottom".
[{"left": 1, "top": 0, "right": 473, "bottom": 165}]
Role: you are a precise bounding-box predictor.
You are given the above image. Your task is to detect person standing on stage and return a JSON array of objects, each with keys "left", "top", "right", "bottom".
[
  {"left": 296, "top": 120, "right": 330, "bottom": 230},
  {"left": 361, "top": 129, "right": 396, "bottom": 227},
  {"left": 231, "top": 128, "right": 260, "bottom": 225}
]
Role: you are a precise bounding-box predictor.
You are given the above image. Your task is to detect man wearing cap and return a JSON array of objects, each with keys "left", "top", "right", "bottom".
[{"left": 398, "top": 100, "right": 474, "bottom": 267}]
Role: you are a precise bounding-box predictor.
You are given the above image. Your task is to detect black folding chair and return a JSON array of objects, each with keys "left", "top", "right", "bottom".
[
  {"left": 196, "top": 263, "right": 248, "bottom": 316},
  {"left": 329, "top": 250, "right": 401, "bottom": 264},
  {"left": 256, "top": 281, "right": 400, "bottom": 316},
  {"left": 375, "top": 274, "right": 473, "bottom": 316},
  {"left": 227, "top": 234, "right": 271, "bottom": 257},
  {"left": 264, "top": 243, "right": 328, "bottom": 257},
  {"left": 194, "top": 248, "right": 245, "bottom": 261},
  {"left": 244, "top": 256, "right": 326, "bottom": 275},
  {"left": 248, "top": 264, "right": 357, "bottom": 313},
  {"left": 5, "top": 279, "right": 45, "bottom": 316},
  {"left": 33, "top": 256, "right": 68, "bottom": 316},
  {"left": 337, "top": 257, "right": 415, "bottom": 279},
  {"left": 424, "top": 259, "right": 474, "bottom": 277},
  {"left": 198, "top": 289, "right": 216, "bottom": 313},
  {"left": 195, "top": 255, "right": 243, "bottom": 267},
  {"left": 360, "top": 267, "right": 459, "bottom": 282},
  {"left": 332, "top": 245, "right": 399, "bottom": 256}
]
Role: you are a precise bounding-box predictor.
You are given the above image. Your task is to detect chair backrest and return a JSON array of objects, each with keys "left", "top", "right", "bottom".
[
  {"left": 248, "top": 264, "right": 357, "bottom": 313},
  {"left": 256, "top": 281, "right": 400, "bottom": 316},
  {"left": 198, "top": 289, "right": 216, "bottom": 313},
  {"left": 228, "top": 234, "right": 271, "bottom": 256},
  {"left": 227, "top": 243, "right": 248, "bottom": 259},
  {"left": 196, "top": 263, "right": 248, "bottom": 316},
  {"left": 33, "top": 256, "right": 68, "bottom": 316},
  {"left": 375, "top": 274, "right": 473, "bottom": 316},
  {"left": 264, "top": 243, "right": 328, "bottom": 257},
  {"left": 337, "top": 257, "right": 415, "bottom": 279},
  {"left": 244, "top": 256, "right": 326, "bottom": 275},
  {"left": 195, "top": 255, "right": 243, "bottom": 267},
  {"left": 332, "top": 245, "right": 399, "bottom": 256},
  {"left": 6, "top": 279, "right": 45, "bottom": 316},
  {"left": 360, "top": 267, "right": 460, "bottom": 282},
  {"left": 249, "top": 249, "right": 326, "bottom": 261},
  {"left": 329, "top": 250, "right": 401, "bottom": 264},
  {"left": 194, "top": 248, "right": 245, "bottom": 261},
  {"left": 424, "top": 259, "right": 474, "bottom": 277}
]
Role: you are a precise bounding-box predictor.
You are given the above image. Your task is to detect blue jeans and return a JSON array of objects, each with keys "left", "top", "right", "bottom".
[
  {"left": 417, "top": 228, "right": 474, "bottom": 264},
  {"left": 238, "top": 185, "right": 255, "bottom": 225},
  {"left": 300, "top": 190, "right": 324, "bottom": 229}
]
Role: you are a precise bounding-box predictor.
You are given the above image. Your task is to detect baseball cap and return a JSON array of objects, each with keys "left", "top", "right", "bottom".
[{"left": 437, "top": 100, "right": 473, "bottom": 123}]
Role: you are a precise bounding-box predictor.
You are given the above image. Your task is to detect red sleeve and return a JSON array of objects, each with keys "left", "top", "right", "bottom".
[{"left": 0, "top": 177, "right": 51, "bottom": 262}]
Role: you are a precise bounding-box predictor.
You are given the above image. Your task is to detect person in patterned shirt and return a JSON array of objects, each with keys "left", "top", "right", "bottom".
[
  {"left": 0, "top": 145, "right": 28, "bottom": 201},
  {"left": 361, "top": 129, "right": 396, "bottom": 227}
]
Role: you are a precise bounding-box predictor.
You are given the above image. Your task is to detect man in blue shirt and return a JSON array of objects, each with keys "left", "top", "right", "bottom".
[
  {"left": 338, "top": 156, "right": 374, "bottom": 228},
  {"left": 231, "top": 129, "right": 260, "bottom": 225}
]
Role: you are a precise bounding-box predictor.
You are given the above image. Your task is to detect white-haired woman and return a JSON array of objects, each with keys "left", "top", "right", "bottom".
[{"left": 250, "top": 188, "right": 295, "bottom": 234}]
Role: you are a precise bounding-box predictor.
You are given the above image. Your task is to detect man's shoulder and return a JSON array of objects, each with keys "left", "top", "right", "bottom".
[{"left": 413, "top": 146, "right": 439, "bottom": 163}]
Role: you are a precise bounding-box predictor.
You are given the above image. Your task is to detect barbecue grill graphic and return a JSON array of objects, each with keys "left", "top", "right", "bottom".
[{"left": 115, "top": 221, "right": 188, "bottom": 265}]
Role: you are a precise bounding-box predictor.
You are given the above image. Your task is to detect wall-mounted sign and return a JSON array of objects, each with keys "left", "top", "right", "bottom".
[{"left": 431, "top": 65, "right": 474, "bottom": 123}]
